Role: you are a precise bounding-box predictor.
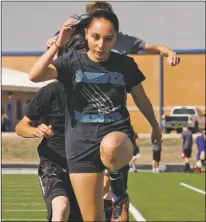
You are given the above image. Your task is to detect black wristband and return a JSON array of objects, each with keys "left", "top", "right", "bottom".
[{"left": 54, "top": 41, "right": 60, "bottom": 49}]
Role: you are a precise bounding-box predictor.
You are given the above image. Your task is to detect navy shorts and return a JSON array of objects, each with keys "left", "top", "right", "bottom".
[
  {"left": 68, "top": 149, "right": 105, "bottom": 173},
  {"left": 153, "top": 150, "right": 161, "bottom": 162},
  {"left": 184, "top": 149, "right": 192, "bottom": 158},
  {"left": 66, "top": 119, "right": 134, "bottom": 174}
]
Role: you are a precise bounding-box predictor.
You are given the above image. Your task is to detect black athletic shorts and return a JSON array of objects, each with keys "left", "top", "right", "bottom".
[
  {"left": 67, "top": 118, "right": 134, "bottom": 173},
  {"left": 68, "top": 148, "right": 106, "bottom": 173},
  {"left": 184, "top": 149, "right": 192, "bottom": 158},
  {"left": 153, "top": 150, "right": 161, "bottom": 162},
  {"left": 38, "top": 161, "right": 82, "bottom": 221}
]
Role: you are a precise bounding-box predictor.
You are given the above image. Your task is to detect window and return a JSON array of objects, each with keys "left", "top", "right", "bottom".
[
  {"left": 172, "top": 108, "right": 196, "bottom": 115},
  {"left": 16, "top": 100, "right": 22, "bottom": 120}
]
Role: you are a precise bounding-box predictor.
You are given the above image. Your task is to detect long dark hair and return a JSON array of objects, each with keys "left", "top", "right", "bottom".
[
  {"left": 85, "top": 1, "right": 113, "bottom": 14},
  {"left": 58, "top": 10, "right": 119, "bottom": 54}
]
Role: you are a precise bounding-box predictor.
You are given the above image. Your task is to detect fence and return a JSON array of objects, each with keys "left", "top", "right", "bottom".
[{"left": 2, "top": 133, "right": 199, "bottom": 165}]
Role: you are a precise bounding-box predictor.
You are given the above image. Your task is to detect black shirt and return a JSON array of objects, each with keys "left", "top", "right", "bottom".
[
  {"left": 24, "top": 81, "right": 67, "bottom": 168},
  {"left": 52, "top": 50, "right": 145, "bottom": 162}
]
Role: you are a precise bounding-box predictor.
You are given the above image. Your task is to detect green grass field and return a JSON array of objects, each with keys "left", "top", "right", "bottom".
[{"left": 2, "top": 173, "right": 205, "bottom": 221}]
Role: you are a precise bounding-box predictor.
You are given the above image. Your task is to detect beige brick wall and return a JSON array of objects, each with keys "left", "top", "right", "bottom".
[{"left": 2, "top": 54, "right": 205, "bottom": 132}]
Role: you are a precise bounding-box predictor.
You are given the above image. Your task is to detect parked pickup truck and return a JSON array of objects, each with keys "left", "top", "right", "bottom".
[{"left": 162, "top": 106, "right": 205, "bottom": 133}]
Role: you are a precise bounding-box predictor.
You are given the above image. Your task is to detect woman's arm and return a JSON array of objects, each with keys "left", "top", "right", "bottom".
[
  {"left": 29, "top": 44, "right": 59, "bottom": 82},
  {"left": 29, "top": 19, "right": 76, "bottom": 82},
  {"left": 131, "top": 83, "right": 162, "bottom": 143}
]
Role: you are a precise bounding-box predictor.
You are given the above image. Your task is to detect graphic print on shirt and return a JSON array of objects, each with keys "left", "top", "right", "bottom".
[{"left": 75, "top": 70, "right": 125, "bottom": 114}]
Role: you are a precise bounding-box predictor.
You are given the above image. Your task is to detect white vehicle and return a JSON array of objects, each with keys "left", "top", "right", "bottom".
[{"left": 162, "top": 106, "right": 205, "bottom": 133}]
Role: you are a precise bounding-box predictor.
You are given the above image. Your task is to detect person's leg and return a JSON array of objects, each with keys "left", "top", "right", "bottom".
[
  {"left": 108, "top": 166, "right": 130, "bottom": 221},
  {"left": 108, "top": 165, "right": 129, "bottom": 201},
  {"left": 130, "top": 155, "right": 139, "bottom": 172},
  {"left": 100, "top": 132, "right": 133, "bottom": 171},
  {"left": 103, "top": 170, "right": 111, "bottom": 196},
  {"left": 155, "top": 151, "right": 161, "bottom": 173},
  {"left": 152, "top": 151, "right": 158, "bottom": 172},
  {"left": 199, "top": 151, "right": 206, "bottom": 171},
  {"left": 184, "top": 149, "right": 192, "bottom": 172},
  {"left": 51, "top": 196, "right": 69, "bottom": 221},
  {"left": 129, "top": 157, "right": 136, "bottom": 172},
  {"left": 38, "top": 163, "right": 70, "bottom": 221},
  {"left": 103, "top": 171, "right": 113, "bottom": 221},
  {"left": 130, "top": 145, "right": 140, "bottom": 172},
  {"left": 100, "top": 132, "right": 133, "bottom": 222},
  {"left": 200, "top": 151, "right": 205, "bottom": 162},
  {"left": 70, "top": 172, "right": 105, "bottom": 221},
  {"left": 62, "top": 169, "right": 83, "bottom": 222}
]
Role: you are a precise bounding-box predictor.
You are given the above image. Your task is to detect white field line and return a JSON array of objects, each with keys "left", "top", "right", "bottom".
[
  {"left": 2, "top": 205, "right": 145, "bottom": 221},
  {"left": 129, "top": 203, "right": 147, "bottom": 222},
  {"left": 2, "top": 201, "right": 145, "bottom": 221},
  {"left": 180, "top": 183, "right": 206, "bottom": 195}
]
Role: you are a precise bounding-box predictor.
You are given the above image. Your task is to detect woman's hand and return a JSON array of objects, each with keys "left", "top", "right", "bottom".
[
  {"left": 46, "top": 36, "right": 58, "bottom": 49},
  {"left": 151, "top": 125, "right": 162, "bottom": 145},
  {"left": 55, "top": 19, "right": 77, "bottom": 48}
]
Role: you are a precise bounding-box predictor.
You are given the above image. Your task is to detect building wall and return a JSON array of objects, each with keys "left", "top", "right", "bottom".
[
  {"left": 2, "top": 56, "right": 40, "bottom": 73},
  {"left": 163, "top": 54, "right": 205, "bottom": 107},
  {"left": 1, "top": 91, "right": 36, "bottom": 130},
  {"left": 2, "top": 53, "right": 205, "bottom": 132}
]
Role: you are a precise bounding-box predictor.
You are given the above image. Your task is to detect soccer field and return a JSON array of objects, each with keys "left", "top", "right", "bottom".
[{"left": 2, "top": 173, "right": 205, "bottom": 221}]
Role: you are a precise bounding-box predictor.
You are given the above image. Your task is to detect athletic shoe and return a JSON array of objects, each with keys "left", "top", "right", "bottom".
[{"left": 111, "top": 193, "right": 130, "bottom": 221}]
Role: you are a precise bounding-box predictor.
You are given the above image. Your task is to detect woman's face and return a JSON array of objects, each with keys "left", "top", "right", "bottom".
[{"left": 85, "top": 18, "right": 117, "bottom": 62}]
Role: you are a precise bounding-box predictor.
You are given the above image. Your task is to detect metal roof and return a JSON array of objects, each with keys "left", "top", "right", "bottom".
[{"left": 1, "top": 68, "right": 52, "bottom": 92}]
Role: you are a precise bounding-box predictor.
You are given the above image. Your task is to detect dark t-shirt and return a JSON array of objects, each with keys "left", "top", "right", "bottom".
[
  {"left": 52, "top": 50, "right": 145, "bottom": 162},
  {"left": 112, "top": 32, "right": 146, "bottom": 55},
  {"left": 24, "top": 81, "right": 67, "bottom": 168},
  {"left": 181, "top": 130, "right": 193, "bottom": 150}
]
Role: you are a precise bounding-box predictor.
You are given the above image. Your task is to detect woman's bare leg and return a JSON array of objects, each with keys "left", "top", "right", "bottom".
[
  {"left": 100, "top": 132, "right": 133, "bottom": 221},
  {"left": 70, "top": 172, "right": 105, "bottom": 222}
]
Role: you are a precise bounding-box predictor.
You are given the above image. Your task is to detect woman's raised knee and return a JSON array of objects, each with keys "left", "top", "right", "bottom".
[{"left": 100, "top": 132, "right": 133, "bottom": 171}]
